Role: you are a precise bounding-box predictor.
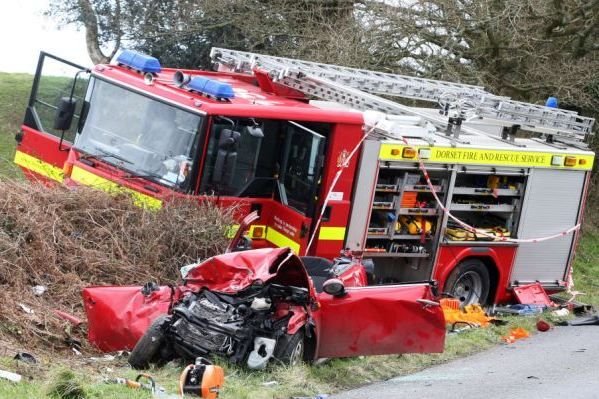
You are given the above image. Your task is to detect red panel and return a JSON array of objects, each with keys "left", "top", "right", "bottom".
[
  {"left": 434, "top": 244, "right": 518, "bottom": 304},
  {"left": 315, "top": 284, "right": 445, "bottom": 358},
  {"left": 82, "top": 285, "right": 173, "bottom": 351},
  {"left": 18, "top": 125, "right": 70, "bottom": 170}
]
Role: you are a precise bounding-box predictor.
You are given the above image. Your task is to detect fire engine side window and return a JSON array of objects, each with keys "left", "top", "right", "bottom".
[
  {"left": 199, "top": 117, "right": 328, "bottom": 215},
  {"left": 200, "top": 117, "right": 276, "bottom": 196},
  {"left": 25, "top": 55, "right": 89, "bottom": 142}
]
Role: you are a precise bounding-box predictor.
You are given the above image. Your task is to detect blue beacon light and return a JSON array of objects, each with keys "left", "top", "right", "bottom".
[
  {"left": 116, "top": 50, "right": 162, "bottom": 74},
  {"left": 187, "top": 76, "right": 235, "bottom": 100}
]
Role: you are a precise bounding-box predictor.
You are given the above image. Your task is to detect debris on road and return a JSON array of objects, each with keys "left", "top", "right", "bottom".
[
  {"left": 513, "top": 283, "right": 554, "bottom": 308},
  {"left": 501, "top": 327, "right": 530, "bottom": 344},
  {"left": 536, "top": 319, "right": 551, "bottom": 332}
]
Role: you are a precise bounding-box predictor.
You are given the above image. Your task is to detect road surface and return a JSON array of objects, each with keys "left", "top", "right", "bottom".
[{"left": 332, "top": 325, "right": 599, "bottom": 399}]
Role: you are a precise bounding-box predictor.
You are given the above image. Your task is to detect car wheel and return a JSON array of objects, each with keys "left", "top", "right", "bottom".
[
  {"left": 128, "top": 315, "right": 170, "bottom": 370},
  {"left": 445, "top": 259, "right": 490, "bottom": 306},
  {"left": 274, "top": 331, "right": 305, "bottom": 366}
]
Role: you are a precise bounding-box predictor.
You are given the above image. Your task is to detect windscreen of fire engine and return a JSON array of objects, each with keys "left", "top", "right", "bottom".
[
  {"left": 74, "top": 78, "right": 203, "bottom": 190},
  {"left": 200, "top": 117, "right": 328, "bottom": 215}
]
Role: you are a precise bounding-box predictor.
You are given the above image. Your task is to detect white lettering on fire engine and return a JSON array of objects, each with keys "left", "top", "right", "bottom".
[{"left": 273, "top": 216, "right": 298, "bottom": 238}]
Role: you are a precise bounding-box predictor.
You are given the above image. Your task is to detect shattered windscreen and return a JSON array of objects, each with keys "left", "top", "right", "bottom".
[{"left": 75, "top": 78, "right": 204, "bottom": 190}]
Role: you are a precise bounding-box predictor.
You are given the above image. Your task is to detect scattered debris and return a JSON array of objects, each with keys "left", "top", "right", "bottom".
[
  {"left": 13, "top": 352, "right": 37, "bottom": 364},
  {"left": 513, "top": 283, "right": 554, "bottom": 307},
  {"left": 552, "top": 308, "right": 570, "bottom": 317},
  {"left": 0, "top": 369, "right": 22, "bottom": 383},
  {"left": 536, "top": 319, "right": 551, "bottom": 332},
  {"left": 549, "top": 295, "right": 594, "bottom": 315},
  {"left": 262, "top": 381, "right": 279, "bottom": 387},
  {"left": 18, "top": 303, "right": 34, "bottom": 314},
  {"left": 441, "top": 298, "right": 497, "bottom": 328},
  {"left": 54, "top": 310, "right": 83, "bottom": 327},
  {"left": 502, "top": 327, "right": 530, "bottom": 344},
  {"left": 493, "top": 304, "right": 544, "bottom": 316},
  {"left": 32, "top": 285, "right": 47, "bottom": 296}
]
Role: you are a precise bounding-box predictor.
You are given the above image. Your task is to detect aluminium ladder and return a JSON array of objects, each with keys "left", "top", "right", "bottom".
[{"left": 210, "top": 48, "right": 595, "bottom": 144}]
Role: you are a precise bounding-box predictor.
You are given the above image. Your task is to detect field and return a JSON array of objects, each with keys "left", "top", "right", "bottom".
[{"left": 0, "top": 73, "right": 597, "bottom": 398}]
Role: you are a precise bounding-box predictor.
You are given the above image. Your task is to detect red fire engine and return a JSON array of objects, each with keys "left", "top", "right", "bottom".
[{"left": 15, "top": 49, "right": 595, "bottom": 306}]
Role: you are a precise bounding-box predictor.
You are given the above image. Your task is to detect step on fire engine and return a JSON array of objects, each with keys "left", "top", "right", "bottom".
[{"left": 15, "top": 48, "right": 595, "bottom": 305}]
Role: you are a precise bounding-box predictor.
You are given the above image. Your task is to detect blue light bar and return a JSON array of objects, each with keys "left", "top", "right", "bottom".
[
  {"left": 116, "top": 50, "right": 161, "bottom": 73},
  {"left": 187, "top": 76, "right": 235, "bottom": 99}
]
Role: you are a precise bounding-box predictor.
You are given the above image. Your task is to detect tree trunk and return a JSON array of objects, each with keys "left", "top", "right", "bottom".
[{"left": 78, "top": 0, "right": 110, "bottom": 64}]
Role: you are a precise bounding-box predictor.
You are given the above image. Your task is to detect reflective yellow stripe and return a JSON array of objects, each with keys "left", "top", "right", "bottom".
[
  {"left": 318, "top": 226, "right": 346, "bottom": 240},
  {"left": 379, "top": 144, "right": 594, "bottom": 171},
  {"left": 13, "top": 151, "right": 64, "bottom": 182},
  {"left": 71, "top": 166, "right": 162, "bottom": 210},
  {"left": 266, "top": 227, "right": 300, "bottom": 254}
]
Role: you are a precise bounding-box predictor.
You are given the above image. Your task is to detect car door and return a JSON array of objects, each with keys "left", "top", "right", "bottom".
[
  {"left": 82, "top": 285, "right": 173, "bottom": 352},
  {"left": 15, "top": 52, "right": 89, "bottom": 183},
  {"left": 315, "top": 283, "right": 445, "bottom": 358}
]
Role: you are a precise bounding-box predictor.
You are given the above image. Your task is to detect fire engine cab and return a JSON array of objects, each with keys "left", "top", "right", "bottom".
[{"left": 15, "top": 49, "right": 595, "bottom": 306}]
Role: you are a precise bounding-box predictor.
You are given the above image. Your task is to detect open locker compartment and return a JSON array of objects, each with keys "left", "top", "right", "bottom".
[{"left": 444, "top": 166, "right": 528, "bottom": 242}]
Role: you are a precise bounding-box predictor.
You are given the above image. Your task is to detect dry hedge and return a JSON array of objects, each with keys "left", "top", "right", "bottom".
[{"left": 0, "top": 179, "right": 235, "bottom": 353}]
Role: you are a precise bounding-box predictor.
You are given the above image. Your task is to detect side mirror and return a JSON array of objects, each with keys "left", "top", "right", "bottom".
[
  {"left": 322, "top": 278, "right": 346, "bottom": 297},
  {"left": 53, "top": 97, "right": 77, "bottom": 131}
]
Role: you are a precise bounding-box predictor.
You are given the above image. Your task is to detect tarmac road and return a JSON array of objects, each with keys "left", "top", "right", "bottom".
[{"left": 332, "top": 325, "right": 599, "bottom": 399}]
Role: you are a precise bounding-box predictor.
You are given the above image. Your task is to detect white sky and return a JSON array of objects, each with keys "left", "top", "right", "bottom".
[{"left": 0, "top": 0, "right": 92, "bottom": 74}]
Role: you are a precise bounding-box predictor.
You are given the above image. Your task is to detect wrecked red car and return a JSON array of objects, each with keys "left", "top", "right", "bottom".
[{"left": 83, "top": 247, "right": 445, "bottom": 369}]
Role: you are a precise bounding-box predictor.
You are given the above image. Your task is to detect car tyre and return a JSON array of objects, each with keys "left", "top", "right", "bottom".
[
  {"left": 445, "top": 259, "right": 490, "bottom": 306},
  {"left": 274, "top": 331, "right": 305, "bottom": 366},
  {"left": 128, "top": 315, "right": 170, "bottom": 370}
]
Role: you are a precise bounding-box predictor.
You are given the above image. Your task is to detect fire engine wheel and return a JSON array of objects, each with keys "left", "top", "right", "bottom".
[
  {"left": 445, "top": 259, "right": 490, "bottom": 306},
  {"left": 128, "top": 315, "right": 170, "bottom": 370},
  {"left": 274, "top": 331, "right": 305, "bottom": 366}
]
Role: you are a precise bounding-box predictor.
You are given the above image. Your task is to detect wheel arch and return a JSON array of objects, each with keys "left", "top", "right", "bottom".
[{"left": 437, "top": 252, "right": 501, "bottom": 302}]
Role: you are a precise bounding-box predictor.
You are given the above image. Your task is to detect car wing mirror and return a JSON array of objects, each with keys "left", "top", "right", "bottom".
[{"left": 322, "top": 278, "right": 346, "bottom": 297}]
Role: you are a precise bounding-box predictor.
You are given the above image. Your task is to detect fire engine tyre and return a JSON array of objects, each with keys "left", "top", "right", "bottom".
[
  {"left": 128, "top": 315, "right": 170, "bottom": 370},
  {"left": 445, "top": 259, "right": 490, "bottom": 306},
  {"left": 274, "top": 331, "right": 305, "bottom": 366}
]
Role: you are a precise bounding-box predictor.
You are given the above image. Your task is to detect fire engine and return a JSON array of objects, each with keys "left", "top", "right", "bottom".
[{"left": 15, "top": 49, "right": 595, "bottom": 306}]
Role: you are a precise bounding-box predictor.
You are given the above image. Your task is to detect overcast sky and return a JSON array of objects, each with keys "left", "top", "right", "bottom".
[{"left": 0, "top": 0, "right": 92, "bottom": 74}]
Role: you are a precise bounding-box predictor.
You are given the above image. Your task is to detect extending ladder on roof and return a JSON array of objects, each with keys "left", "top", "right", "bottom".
[{"left": 210, "top": 48, "right": 595, "bottom": 145}]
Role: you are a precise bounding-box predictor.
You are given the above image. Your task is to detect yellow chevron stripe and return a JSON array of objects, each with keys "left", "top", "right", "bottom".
[
  {"left": 71, "top": 166, "right": 162, "bottom": 210},
  {"left": 266, "top": 227, "right": 300, "bottom": 254},
  {"left": 13, "top": 151, "right": 64, "bottom": 182}
]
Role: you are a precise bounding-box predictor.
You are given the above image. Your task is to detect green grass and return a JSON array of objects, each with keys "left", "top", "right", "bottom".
[
  {"left": 0, "top": 72, "right": 597, "bottom": 398},
  {"left": 0, "top": 72, "right": 30, "bottom": 177}
]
